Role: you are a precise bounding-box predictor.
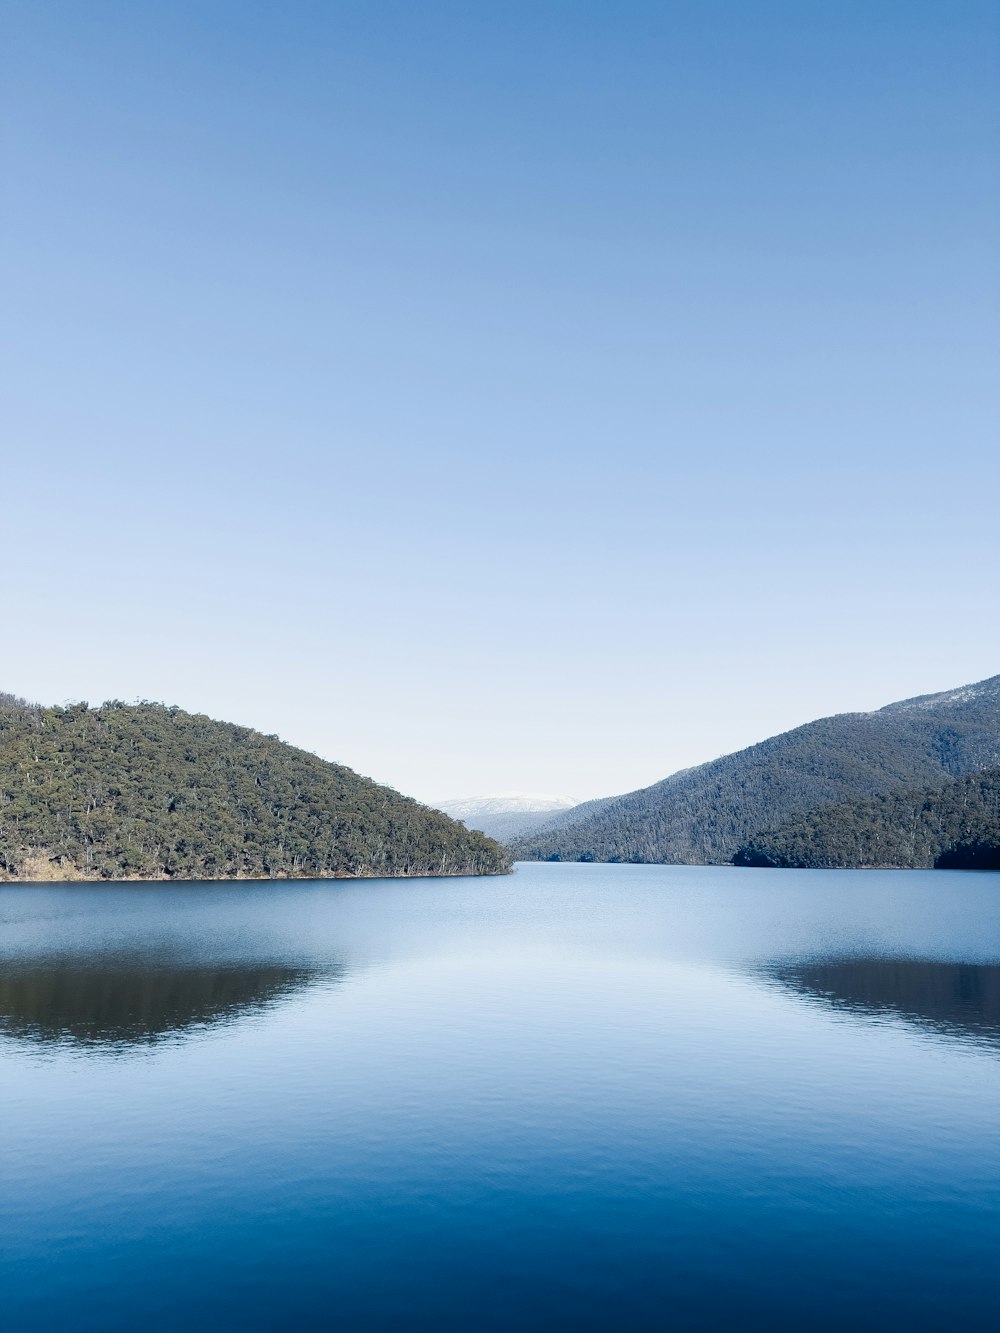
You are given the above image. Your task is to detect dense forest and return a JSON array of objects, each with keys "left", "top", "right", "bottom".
[
  {"left": 514, "top": 676, "right": 1000, "bottom": 865},
  {"left": 735, "top": 766, "right": 1000, "bottom": 870},
  {"left": 0, "top": 694, "right": 510, "bottom": 880}
]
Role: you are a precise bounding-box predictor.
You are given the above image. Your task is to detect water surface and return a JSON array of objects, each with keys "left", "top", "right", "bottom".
[{"left": 2, "top": 863, "right": 999, "bottom": 1329}]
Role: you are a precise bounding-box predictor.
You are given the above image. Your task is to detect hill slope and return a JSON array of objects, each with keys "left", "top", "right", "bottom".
[
  {"left": 734, "top": 766, "right": 1000, "bottom": 870},
  {"left": 514, "top": 676, "right": 1000, "bottom": 865},
  {"left": 0, "top": 695, "right": 510, "bottom": 880}
]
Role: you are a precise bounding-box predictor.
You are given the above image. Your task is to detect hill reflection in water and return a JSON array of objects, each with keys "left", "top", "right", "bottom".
[
  {"left": 0, "top": 955, "right": 334, "bottom": 1050},
  {"left": 763, "top": 956, "right": 1000, "bottom": 1050}
]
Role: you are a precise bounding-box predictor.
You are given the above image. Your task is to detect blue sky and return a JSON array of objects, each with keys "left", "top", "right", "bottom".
[{"left": 3, "top": 1, "right": 998, "bottom": 802}]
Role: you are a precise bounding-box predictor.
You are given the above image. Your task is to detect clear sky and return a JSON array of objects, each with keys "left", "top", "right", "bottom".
[{"left": 3, "top": 1, "right": 998, "bottom": 804}]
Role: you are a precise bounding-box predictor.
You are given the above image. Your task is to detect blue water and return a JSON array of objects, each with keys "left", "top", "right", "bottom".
[{"left": 2, "top": 863, "right": 999, "bottom": 1330}]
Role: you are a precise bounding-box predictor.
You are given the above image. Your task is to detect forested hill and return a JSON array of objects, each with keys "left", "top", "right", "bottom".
[
  {"left": 735, "top": 767, "right": 1000, "bottom": 870},
  {"left": 514, "top": 675, "right": 1000, "bottom": 866},
  {"left": 0, "top": 695, "right": 510, "bottom": 880}
]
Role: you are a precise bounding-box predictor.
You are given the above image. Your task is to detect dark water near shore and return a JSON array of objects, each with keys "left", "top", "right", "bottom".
[{"left": 2, "top": 863, "right": 999, "bottom": 1330}]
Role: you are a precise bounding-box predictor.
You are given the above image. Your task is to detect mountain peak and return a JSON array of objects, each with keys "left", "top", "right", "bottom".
[
  {"left": 879, "top": 673, "right": 1000, "bottom": 714},
  {"left": 435, "top": 794, "right": 578, "bottom": 841}
]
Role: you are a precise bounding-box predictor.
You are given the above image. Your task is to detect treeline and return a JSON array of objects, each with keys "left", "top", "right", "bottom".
[
  {"left": 514, "top": 676, "right": 1000, "bottom": 865},
  {"left": 0, "top": 695, "right": 510, "bottom": 880},
  {"left": 735, "top": 767, "right": 1000, "bottom": 870}
]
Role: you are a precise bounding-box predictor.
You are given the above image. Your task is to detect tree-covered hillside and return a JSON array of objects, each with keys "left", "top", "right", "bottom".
[
  {"left": 514, "top": 676, "right": 1000, "bottom": 865},
  {"left": 0, "top": 694, "right": 510, "bottom": 880},
  {"left": 734, "top": 767, "right": 1000, "bottom": 870}
]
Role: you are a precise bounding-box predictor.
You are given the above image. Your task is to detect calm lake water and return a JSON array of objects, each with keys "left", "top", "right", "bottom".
[{"left": 2, "top": 862, "right": 999, "bottom": 1330}]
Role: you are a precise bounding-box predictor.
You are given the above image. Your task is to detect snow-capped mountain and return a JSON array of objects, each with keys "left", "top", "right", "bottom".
[{"left": 435, "top": 794, "right": 578, "bottom": 843}]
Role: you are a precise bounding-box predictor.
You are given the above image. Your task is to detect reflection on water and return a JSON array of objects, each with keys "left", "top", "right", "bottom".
[
  {"left": 763, "top": 956, "right": 1000, "bottom": 1050},
  {"left": 2, "top": 868, "right": 1000, "bottom": 1330},
  {"left": 0, "top": 955, "right": 331, "bottom": 1050}
]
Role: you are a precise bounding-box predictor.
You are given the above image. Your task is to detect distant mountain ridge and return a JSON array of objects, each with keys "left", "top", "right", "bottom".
[
  {"left": 514, "top": 675, "right": 1000, "bottom": 866},
  {"left": 436, "top": 793, "right": 578, "bottom": 842},
  {"left": 0, "top": 694, "right": 510, "bottom": 880}
]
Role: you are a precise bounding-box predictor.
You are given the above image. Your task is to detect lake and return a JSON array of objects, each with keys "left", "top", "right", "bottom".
[{"left": 2, "top": 862, "right": 999, "bottom": 1330}]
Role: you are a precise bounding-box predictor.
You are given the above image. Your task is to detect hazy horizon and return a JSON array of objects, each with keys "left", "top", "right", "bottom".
[{"left": 5, "top": 1, "right": 998, "bottom": 804}]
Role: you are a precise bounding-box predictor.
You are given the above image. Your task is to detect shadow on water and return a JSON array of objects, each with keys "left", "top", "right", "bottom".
[
  {"left": 761, "top": 956, "right": 1000, "bottom": 1051},
  {"left": 0, "top": 954, "right": 337, "bottom": 1051}
]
